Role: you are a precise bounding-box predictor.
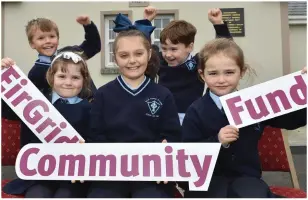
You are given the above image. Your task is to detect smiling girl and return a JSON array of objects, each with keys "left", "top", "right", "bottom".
[
  {"left": 86, "top": 14, "right": 181, "bottom": 198},
  {"left": 181, "top": 38, "right": 306, "bottom": 198},
  {"left": 2, "top": 52, "right": 92, "bottom": 198}
]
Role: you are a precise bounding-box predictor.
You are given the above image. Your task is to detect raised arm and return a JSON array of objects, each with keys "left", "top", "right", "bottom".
[
  {"left": 143, "top": 6, "right": 157, "bottom": 22},
  {"left": 76, "top": 15, "right": 101, "bottom": 60},
  {"left": 208, "top": 8, "right": 232, "bottom": 39}
]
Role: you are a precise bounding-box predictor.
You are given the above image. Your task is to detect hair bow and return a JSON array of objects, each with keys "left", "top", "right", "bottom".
[
  {"left": 113, "top": 13, "right": 155, "bottom": 40},
  {"left": 51, "top": 51, "right": 86, "bottom": 66}
]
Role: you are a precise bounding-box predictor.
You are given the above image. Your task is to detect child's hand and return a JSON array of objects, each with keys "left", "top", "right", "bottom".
[
  {"left": 301, "top": 66, "right": 307, "bottom": 74},
  {"left": 218, "top": 125, "right": 239, "bottom": 146},
  {"left": 157, "top": 139, "right": 168, "bottom": 185},
  {"left": 208, "top": 8, "right": 224, "bottom": 25},
  {"left": 76, "top": 15, "right": 91, "bottom": 26},
  {"left": 71, "top": 139, "right": 85, "bottom": 184},
  {"left": 144, "top": 6, "right": 157, "bottom": 22},
  {"left": 1, "top": 57, "right": 15, "bottom": 69}
]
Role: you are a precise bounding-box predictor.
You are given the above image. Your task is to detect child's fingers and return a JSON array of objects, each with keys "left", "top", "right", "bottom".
[
  {"left": 77, "top": 15, "right": 86, "bottom": 20},
  {"left": 7, "top": 60, "right": 14, "bottom": 65},
  {"left": 225, "top": 129, "right": 239, "bottom": 136},
  {"left": 157, "top": 181, "right": 168, "bottom": 184},
  {"left": 158, "top": 139, "right": 167, "bottom": 185},
  {"left": 301, "top": 66, "right": 307, "bottom": 74},
  {"left": 157, "top": 139, "right": 169, "bottom": 184},
  {"left": 224, "top": 137, "right": 238, "bottom": 143},
  {"left": 225, "top": 125, "right": 239, "bottom": 132},
  {"left": 71, "top": 180, "right": 84, "bottom": 183},
  {"left": 215, "top": 8, "right": 220, "bottom": 15},
  {"left": 210, "top": 9, "right": 214, "bottom": 16},
  {"left": 225, "top": 134, "right": 239, "bottom": 139},
  {"left": 1, "top": 62, "right": 12, "bottom": 69},
  {"left": 1, "top": 58, "right": 15, "bottom": 68},
  {"left": 71, "top": 140, "right": 85, "bottom": 184},
  {"left": 207, "top": 9, "right": 211, "bottom": 16}
]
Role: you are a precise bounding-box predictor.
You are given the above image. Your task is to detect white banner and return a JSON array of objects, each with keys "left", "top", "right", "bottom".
[
  {"left": 1, "top": 65, "right": 83, "bottom": 143},
  {"left": 220, "top": 71, "right": 307, "bottom": 128},
  {"left": 16, "top": 143, "right": 221, "bottom": 191}
]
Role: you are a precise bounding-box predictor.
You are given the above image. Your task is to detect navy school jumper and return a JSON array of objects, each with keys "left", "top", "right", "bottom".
[
  {"left": 158, "top": 23, "right": 233, "bottom": 114},
  {"left": 2, "top": 21, "right": 101, "bottom": 120},
  {"left": 2, "top": 92, "right": 92, "bottom": 196},
  {"left": 86, "top": 75, "right": 181, "bottom": 198},
  {"left": 182, "top": 88, "right": 306, "bottom": 180}
]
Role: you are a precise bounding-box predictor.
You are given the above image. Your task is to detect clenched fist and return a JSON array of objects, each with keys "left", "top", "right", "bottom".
[
  {"left": 208, "top": 8, "right": 224, "bottom": 25},
  {"left": 76, "top": 15, "right": 91, "bottom": 26},
  {"left": 144, "top": 6, "right": 157, "bottom": 22}
]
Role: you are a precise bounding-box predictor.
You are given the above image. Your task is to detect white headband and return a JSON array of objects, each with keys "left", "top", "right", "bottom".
[{"left": 51, "top": 51, "right": 86, "bottom": 67}]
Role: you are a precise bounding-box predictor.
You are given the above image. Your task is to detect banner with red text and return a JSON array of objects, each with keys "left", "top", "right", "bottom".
[
  {"left": 220, "top": 71, "right": 307, "bottom": 128},
  {"left": 1, "top": 65, "right": 83, "bottom": 143},
  {"left": 16, "top": 143, "right": 221, "bottom": 191}
]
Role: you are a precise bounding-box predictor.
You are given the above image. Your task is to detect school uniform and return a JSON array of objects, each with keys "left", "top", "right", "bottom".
[
  {"left": 181, "top": 88, "right": 307, "bottom": 198},
  {"left": 158, "top": 23, "right": 232, "bottom": 124},
  {"left": 86, "top": 75, "right": 181, "bottom": 198},
  {"left": 28, "top": 21, "right": 101, "bottom": 99},
  {"left": 1, "top": 21, "right": 100, "bottom": 121},
  {"left": 3, "top": 92, "right": 91, "bottom": 198}
]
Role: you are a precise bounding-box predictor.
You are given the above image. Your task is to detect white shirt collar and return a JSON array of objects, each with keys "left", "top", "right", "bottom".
[
  {"left": 51, "top": 91, "right": 82, "bottom": 104},
  {"left": 120, "top": 75, "right": 146, "bottom": 90},
  {"left": 184, "top": 53, "right": 193, "bottom": 63},
  {"left": 209, "top": 91, "right": 222, "bottom": 110},
  {"left": 38, "top": 50, "right": 58, "bottom": 64}
]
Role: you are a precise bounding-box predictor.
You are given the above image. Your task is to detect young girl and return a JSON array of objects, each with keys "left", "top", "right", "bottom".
[
  {"left": 2, "top": 51, "right": 92, "bottom": 198},
  {"left": 1, "top": 15, "right": 100, "bottom": 122},
  {"left": 86, "top": 14, "right": 181, "bottom": 198},
  {"left": 181, "top": 38, "right": 307, "bottom": 198}
]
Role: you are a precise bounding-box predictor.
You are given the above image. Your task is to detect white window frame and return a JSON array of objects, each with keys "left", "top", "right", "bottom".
[
  {"left": 100, "top": 11, "right": 132, "bottom": 74},
  {"left": 288, "top": 16, "right": 307, "bottom": 25},
  {"left": 151, "top": 14, "right": 175, "bottom": 50},
  {"left": 104, "top": 16, "right": 118, "bottom": 68},
  {"left": 288, "top": 2, "right": 307, "bottom": 25}
]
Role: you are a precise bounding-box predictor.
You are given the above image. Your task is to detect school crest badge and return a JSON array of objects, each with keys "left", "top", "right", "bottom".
[
  {"left": 185, "top": 59, "right": 197, "bottom": 71},
  {"left": 145, "top": 98, "right": 163, "bottom": 117}
]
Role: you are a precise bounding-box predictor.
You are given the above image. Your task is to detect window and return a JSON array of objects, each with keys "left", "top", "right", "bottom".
[
  {"left": 288, "top": 2, "right": 306, "bottom": 24},
  {"left": 152, "top": 14, "right": 174, "bottom": 50},
  {"left": 100, "top": 10, "right": 178, "bottom": 74},
  {"left": 101, "top": 11, "right": 132, "bottom": 74},
  {"left": 105, "top": 16, "right": 117, "bottom": 68}
]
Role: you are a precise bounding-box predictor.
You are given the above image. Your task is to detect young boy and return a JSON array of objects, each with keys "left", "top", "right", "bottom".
[
  {"left": 2, "top": 15, "right": 101, "bottom": 120},
  {"left": 26, "top": 15, "right": 101, "bottom": 96},
  {"left": 144, "top": 7, "right": 232, "bottom": 124}
]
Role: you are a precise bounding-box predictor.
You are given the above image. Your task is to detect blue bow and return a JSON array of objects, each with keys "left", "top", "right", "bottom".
[{"left": 113, "top": 13, "right": 155, "bottom": 40}]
